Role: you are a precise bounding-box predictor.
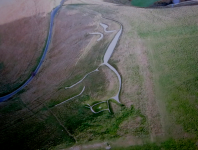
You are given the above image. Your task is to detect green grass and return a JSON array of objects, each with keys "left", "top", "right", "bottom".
[
  {"left": 0, "top": 62, "right": 4, "bottom": 70},
  {"left": 0, "top": 104, "right": 75, "bottom": 150},
  {"left": 0, "top": 99, "right": 23, "bottom": 113},
  {"left": 131, "top": 0, "right": 159, "bottom": 7},
  {"left": 49, "top": 65, "right": 109, "bottom": 109},
  {"left": 106, "top": 138, "right": 197, "bottom": 150},
  {"left": 92, "top": 102, "right": 108, "bottom": 112},
  {"left": 137, "top": 12, "right": 198, "bottom": 136},
  {"left": 76, "top": 105, "right": 148, "bottom": 140},
  {"left": 46, "top": 86, "right": 84, "bottom": 108},
  {"left": 0, "top": 115, "right": 46, "bottom": 149},
  {"left": 50, "top": 103, "right": 148, "bottom": 150},
  {"left": 68, "top": 3, "right": 90, "bottom": 7},
  {"left": 62, "top": 41, "right": 108, "bottom": 88}
]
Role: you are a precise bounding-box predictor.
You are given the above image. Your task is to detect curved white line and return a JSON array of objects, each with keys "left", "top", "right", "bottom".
[
  {"left": 92, "top": 101, "right": 106, "bottom": 107},
  {"left": 65, "top": 19, "right": 123, "bottom": 105},
  {"left": 100, "top": 23, "right": 115, "bottom": 33},
  {"left": 89, "top": 32, "right": 103, "bottom": 41},
  {"left": 90, "top": 107, "right": 108, "bottom": 114},
  {"left": 65, "top": 68, "right": 99, "bottom": 89},
  {"left": 102, "top": 23, "right": 123, "bottom": 103},
  {"left": 103, "top": 25, "right": 122, "bottom": 63},
  {"left": 87, "top": 101, "right": 110, "bottom": 114},
  {"left": 95, "top": 109, "right": 109, "bottom": 113},
  {"left": 55, "top": 86, "right": 85, "bottom": 107}
]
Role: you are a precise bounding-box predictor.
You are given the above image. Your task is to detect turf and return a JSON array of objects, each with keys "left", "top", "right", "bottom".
[
  {"left": 137, "top": 8, "right": 198, "bottom": 136},
  {"left": 109, "top": 138, "right": 197, "bottom": 150}
]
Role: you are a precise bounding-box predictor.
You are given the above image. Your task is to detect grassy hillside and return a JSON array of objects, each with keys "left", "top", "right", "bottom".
[
  {"left": 52, "top": 3, "right": 198, "bottom": 149},
  {"left": 136, "top": 7, "right": 198, "bottom": 137},
  {"left": 1, "top": 0, "right": 198, "bottom": 149}
]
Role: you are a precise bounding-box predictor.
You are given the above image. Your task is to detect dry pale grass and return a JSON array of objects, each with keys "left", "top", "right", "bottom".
[{"left": 0, "top": 0, "right": 61, "bottom": 25}]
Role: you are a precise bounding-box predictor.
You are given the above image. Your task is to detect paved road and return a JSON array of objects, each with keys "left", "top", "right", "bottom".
[{"left": 0, "top": 0, "right": 65, "bottom": 102}]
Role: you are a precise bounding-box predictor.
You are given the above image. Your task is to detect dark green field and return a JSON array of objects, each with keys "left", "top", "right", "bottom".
[{"left": 132, "top": 0, "right": 159, "bottom": 7}]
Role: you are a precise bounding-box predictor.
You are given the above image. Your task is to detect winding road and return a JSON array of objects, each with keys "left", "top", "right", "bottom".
[{"left": 0, "top": 0, "right": 65, "bottom": 102}]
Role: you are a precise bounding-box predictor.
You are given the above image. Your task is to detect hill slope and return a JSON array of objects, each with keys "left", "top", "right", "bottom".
[{"left": 1, "top": 0, "right": 198, "bottom": 149}]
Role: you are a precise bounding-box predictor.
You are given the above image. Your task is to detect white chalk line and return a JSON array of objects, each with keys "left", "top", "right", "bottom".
[{"left": 55, "top": 86, "right": 85, "bottom": 107}]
